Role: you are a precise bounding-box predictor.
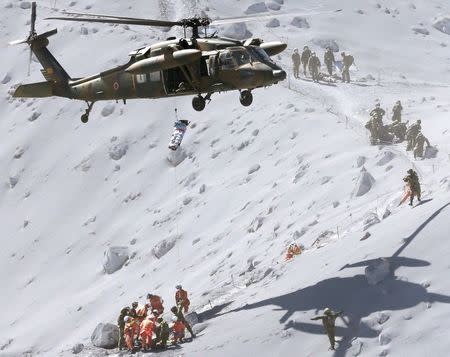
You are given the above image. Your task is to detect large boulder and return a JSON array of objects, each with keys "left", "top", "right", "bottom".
[
  {"left": 311, "top": 38, "right": 339, "bottom": 51},
  {"left": 291, "top": 17, "right": 310, "bottom": 29},
  {"left": 151, "top": 236, "right": 179, "bottom": 259},
  {"left": 185, "top": 311, "right": 199, "bottom": 326},
  {"left": 245, "top": 2, "right": 268, "bottom": 15},
  {"left": 91, "top": 323, "right": 119, "bottom": 349},
  {"left": 365, "top": 258, "right": 391, "bottom": 285},
  {"left": 102, "top": 247, "right": 129, "bottom": 274},
  {"left": 223, "top": 23, "right": 252, "bottom": 40},
  {"left": 353, "top": 167, "right": 375, "bottom": 197},
  {"left": 433, "top": 17, "right": 450, "bottom": 35}
]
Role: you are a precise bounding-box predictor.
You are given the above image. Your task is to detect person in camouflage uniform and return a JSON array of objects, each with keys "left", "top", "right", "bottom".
[
  {"left": 301, "top": 46, "right": 312, "bottom": 76},
  {"left": 311, "top": 308, "right": 343, "bottom": 350},
  {"left": 324, "top": 47, "right": 335, "bottom": 76},
  {"left": 392, "top": 100, "right": 403, "bottom": 122},
  {"left": 129, "top": 302, "right": 138, "bottom": 318},
  {"left": 413, "top": 132, "right": 431, "bottom": 159},
  {"left": 388, "top": 120, "right": 408, "bottom": 142},
  {"left": 292, "top": 48, "right": 301, "bottom": 79},
  {"left": 154, "top": 317, "right": 170, "bottom": 348},
  {"left": 117, "top": 307, "right": 130, "bottom": 350},
  {"left": 406, "top": 120, "right": 422, "bottom": 151},
  {"left": 308, "top": 52, "right": 321, "bottom": 83},
  {"left": 403, "top": 169, "right": 421, "bottom": 205},
  {"left": 365, "top": 115, "right": 380, "bottom": 145},
  {"left": 171, "top": 305, "right": 195, "bottom": 338},
  {"left": 370, "top": 103, "right": 386, "bottom": 119},
  {"left": 341, "top": 52, "right": 354, "bottom": 83}
]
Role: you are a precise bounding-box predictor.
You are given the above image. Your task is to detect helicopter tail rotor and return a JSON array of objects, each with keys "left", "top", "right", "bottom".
[{"left": 9, "top": 2, "right": 58, "bottom": 76}]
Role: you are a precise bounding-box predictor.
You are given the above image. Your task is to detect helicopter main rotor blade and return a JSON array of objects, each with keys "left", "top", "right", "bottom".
[
  {"left": 30, "top": 1, "right": 37, "bottom": 34},
  {"left": 211, "top": 9, "right": 342, "bottom": 26},
  {"left": 46, "top": 14, "right": 182, "bottom": 28}
]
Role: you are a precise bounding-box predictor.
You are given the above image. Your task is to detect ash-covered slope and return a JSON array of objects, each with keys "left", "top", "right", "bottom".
[{"left": 0, "top": 0, "right": 449, "bottom": 356}]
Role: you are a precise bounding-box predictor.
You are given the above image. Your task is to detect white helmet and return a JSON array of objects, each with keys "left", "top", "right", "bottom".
[
  {"left": 324, "top": 308, "right": 332, "bottom": 315},
  {"left": 124, "top": 316, "right": 131, "bottom": 323},
  {"left": 172, "top": 316, "right": 178, "bottom": 322}
]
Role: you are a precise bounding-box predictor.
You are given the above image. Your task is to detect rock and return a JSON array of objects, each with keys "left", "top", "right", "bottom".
[
  {"left": 9, "top": 176, "right": 19, "bottom": 189},
  {"left": 185, "top": 312, "right": 199, "bottom": 326},
  {"left": 365, "top": 258, "right": 390, "bottom": 285},
  {"left": 379, "top": 332, "right": 392, "bottom": 345},
  {"left": 80, "top": 27, "right": 89, "bottom": 35},
  {"left": 102, "top": 247, "right": 129, "bottom": 274},
  {"left": 412, "top": 26, "right": 429, "bottom": 35},
  {"left": 377, "top": 312, "right": 390, "bottom": 324},
  {"left": 356, "top": 156, "right": 366, "bottom": 168},
  {"left": 223, "top": 23, "right": 252, "bottom": 40},
  {"left": 360, "top": 232, "right": 371, "bottom": 241},
  {"left": 151, "top": 236, "right": 178, "bottom": 259},
  {"left": 291, "top": 17, "right": 310, "bottom": 28},
  {"left": 101, "top": 104, "right": 115, "bottom": 117},
  {"left": 248, "top": 216, "right": 264, "bottom": 233},
  {"left": 353, "top": 167, "right": 375, "bottom": 197},
  {"left": 72, "top": 343, "right": 84, "bottom": 354},
  {"left": 245, "top": 2, "right": 268, "bottom": 15},
  {"left": 248, "top": 164, "right": 261, "bottom": 174},
  {"left": 267, "top": 2, "right": 281, "bottom": 11},
  {"left": 376, "top": 151, "right": 395, "bottom": 166},
  {"left": 20, "top": 2, "right": 32, "bottom": 9},
  {"left": 109, "top": 142, "right": 128, "bottom": 160},
  {"left": 424, "top": 146, "right": 438, "bottom": 159},
  {"left": 382, "top": 209, "right": 391, "bottom": 219},
  {"left": 14, "top": 147, "right": 25, "bottom": 159},
  {"left": 433, "top": 17, "right": 450, "bottom": 35},
  {"left": 91, "top": 323, "right": 119, "bottom": 349},
  {"left": 199, "top": 184, "right": 206, "bottom": 194},
  {"left": 167, "top": 147, "right": 188, "bottom": 167},
  {"left": 363, "top": 213, "right": 380, "bottom": 230},
  {"left": 1, "top": 73, "right": 11, "bottom": 84},
  {"left": 266, "top": 18, "right": 280, "bottom": 28},
  {"left": 28, "top": 111, "right": 41, "bottom": 122},
  {"left": 311, "top": 38, "right": 339, "bottom": 52},
  {"left": 332, "top": 201, "right": 340, "bottom": 208}
]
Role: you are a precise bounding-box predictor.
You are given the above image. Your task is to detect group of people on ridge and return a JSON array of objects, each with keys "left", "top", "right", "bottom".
[
  {"left": 117, "top": 285, "right": 195, "bottom": 352},
  {"left": 292, "top": 45, "right": 354, "bottom": 83},
  {"left": 365, "top": 100, "right": 431, "bottom": 159}
]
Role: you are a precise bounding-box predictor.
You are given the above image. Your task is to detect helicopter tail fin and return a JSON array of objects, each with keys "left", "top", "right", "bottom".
[{"left": 9, "top": 2, "right": 71, "bottom": 84}]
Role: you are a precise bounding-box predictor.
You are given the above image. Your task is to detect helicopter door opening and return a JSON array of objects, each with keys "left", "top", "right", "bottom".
[{"left": 163, "top": 67, "right": 189, "bottom": 94}]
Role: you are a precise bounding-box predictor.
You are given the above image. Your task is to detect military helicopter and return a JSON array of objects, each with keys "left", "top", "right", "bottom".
[{"left": 10, "top": 2, "right": 289, "bottom": 123}]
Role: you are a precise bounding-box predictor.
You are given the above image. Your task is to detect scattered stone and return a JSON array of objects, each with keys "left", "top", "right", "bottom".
[
  {"left": 353, "top": 167, "right": 375, "bottom": 197},
  {"left": 245, "top": 2, "right": 268, "bottom": 15},
  {"left": 248, "top": 216, "right": 264, "bottom": 233},
  {"left": 248, "top": 164, "right": 261, "bottom": 175},
  {"left": 199, "top": 184, "right": 206, "bottom": 194},
  {"left": 291, "top": 17, "right": 310, "bottom": 28},
  {"left": 80, "top": 27, "right": 89, "bottom": 35},
  {"left": 433, "top": 17, "right": 450, "bottom": 35},
  {"left": 333, "top": 201, "right": 340, "bottom": 208},
  {"left": 72, "top": 343, "right": 84, "bottom": 354},
  {"left": 356, "top": 156, "right": 366, "bottom": 168},
  {"left": 311, "top": 38, "right": 339, "bottom": 51},
  {"left": 91, "top": 323, "right": 119, "bottom": 349},
  {"left": 151, "top": 236, "right": 179, "bottom": 259},
  {"left": 267, "top": 2, "right": 281, "bottom": 11},
  {"left": 365, "top": 258, "right": 391, "bottom": 285},
  {"left": 360, "top": 232, "right": 371, "bottom": 241},
  {"left": 109, "top": 142, "right": 128, "bottom": 160},
  {"left": 28, "top": 111, "right": 41, "bottom": 122},
  {"left": 412, "top": 26, "right": 429, "bottom": 35},
  {"left": 223, "top": 23, "right": 252, "bottom": 40},
  {"left": 9, "top": 176, "right": 19, "bottom": 189},
  {"left": 101, "top": 104, "right": 115, "bottom": 117},
  {"left": 363, "top": 213, "right": 380, "bottom": 230},
  {"left": 378, "top": 312, "right": 390, "bottom": 324},
  {"left": 20, "top": 2, "right": 32, "bottom": 10},
  {"left": 382, "top": 209, "right": 391, "bottom": 219},
  {"left": 377, "top": 151, "right": 395, "bottom": 166},
  {"left": 13, "top": 147, "right": 25, "bottom": 159},
  {"left": 266, "top": 18, "right": 280, "bottom": 28},
  {"left": 102, "top": 247, "right": 129, "bottom": 274}
]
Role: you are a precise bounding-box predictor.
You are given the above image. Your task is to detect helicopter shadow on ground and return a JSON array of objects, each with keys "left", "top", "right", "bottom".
[{"left": 222, "top": 202, "right": 450, "bottom": 357}]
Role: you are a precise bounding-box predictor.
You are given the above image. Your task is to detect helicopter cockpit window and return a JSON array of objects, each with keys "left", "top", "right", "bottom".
[{"left": 219, "top": 49, "right": 251, "bottom": 69}]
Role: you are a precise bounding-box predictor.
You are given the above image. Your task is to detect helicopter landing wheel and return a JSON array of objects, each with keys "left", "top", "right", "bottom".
[
  {"left": 81, "top": 101, "right": 95, "bottom": 123},
  {"left": 192, "top": 95, "right": 206, "bottom": 112},
  {"left": 240, "top": 90, "right": 253, "bottom": 107},
  {"left": 81, "top": 113, "right": 89, "bottom": 123}
]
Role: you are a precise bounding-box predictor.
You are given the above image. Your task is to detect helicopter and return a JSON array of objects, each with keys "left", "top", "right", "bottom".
[{"left": 10, "top": 2, "right": 289, "bottom": 123}]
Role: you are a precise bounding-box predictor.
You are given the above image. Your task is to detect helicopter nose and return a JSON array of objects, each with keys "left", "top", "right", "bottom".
[{"left": 272, "top": 69, "right": 286, "bottom": 81}]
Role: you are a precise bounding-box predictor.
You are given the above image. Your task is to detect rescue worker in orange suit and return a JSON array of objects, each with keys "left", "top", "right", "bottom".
[
  {"left": 285, "top": 242, "right": 302, "bottom": 261},
  {"left": 147, "top": 293, "right": 164, "bottom": 314},
  {"left": 139, "top": 316, "right": 155, "bottom": 351},
  {"left": 171, "top": 316, "right": 186, "bottom": 344},
  {"left": 135, "top": 303, "right": 149, "bottom": 325},
  {"left": 175, "top": 284, "right": 190, "bottom": 313},
  {"left": 123, "top": 316, "right": 138, "bottom": 351}
]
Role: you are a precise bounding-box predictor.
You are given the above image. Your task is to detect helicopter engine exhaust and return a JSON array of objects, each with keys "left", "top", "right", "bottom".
[{"left": 126, "top": 49, "right": 202, "bottom": 74}]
